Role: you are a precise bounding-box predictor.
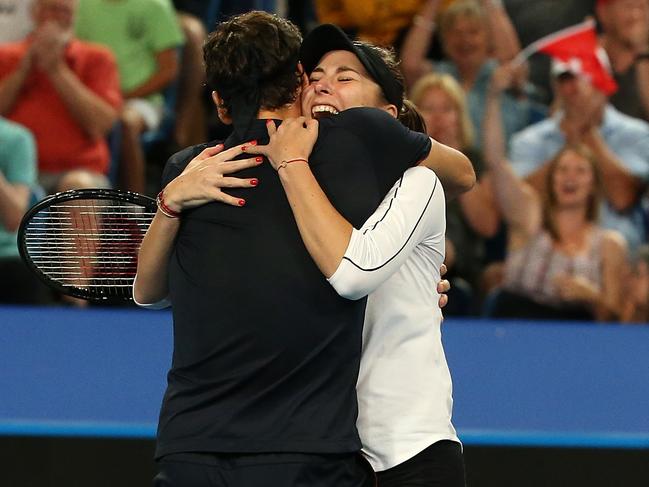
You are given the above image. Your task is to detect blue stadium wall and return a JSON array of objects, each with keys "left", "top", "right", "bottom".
[{"left": 1, "top": 306, "right": 648, "bottom": 485}]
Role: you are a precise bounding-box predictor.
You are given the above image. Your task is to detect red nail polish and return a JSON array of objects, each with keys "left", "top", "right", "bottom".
[
  {"left": 241, "top": 145, "right": 247, "bottom": 151},
  {"left": 249, "top": 140, "right": 257, "bottom": 146},
  {"left": 255, "top": 156, "right": 263, "bottom": 162},
  {"left": 238, "top": 199, "right": 246, "bottom": 206},
  {"left": 250, "top": 179, "right": 258, "bottom": 186}
]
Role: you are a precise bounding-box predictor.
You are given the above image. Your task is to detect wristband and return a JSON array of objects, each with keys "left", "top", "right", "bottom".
[
  {"left": 276, "top": 157, "right": 309, "bottom": 172},
  {"left": 156, "top": 190, "right": 181, "bottom": 219}
]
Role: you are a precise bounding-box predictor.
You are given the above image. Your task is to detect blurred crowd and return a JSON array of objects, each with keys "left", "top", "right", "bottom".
[{"left": 1, "top": 0, "right": 649, "bottom": 323}]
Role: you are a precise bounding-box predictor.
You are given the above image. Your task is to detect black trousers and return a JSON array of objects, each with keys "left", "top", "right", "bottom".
[
  {"left": 376, "top": 440, "right": 465, "bottom": 487},
  {"left": 153, "top": 452, "right": 376, "bottom": 487}
]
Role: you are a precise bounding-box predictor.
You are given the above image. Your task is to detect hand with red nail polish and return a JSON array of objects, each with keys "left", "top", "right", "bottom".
[
  {"left": 238, "top": 117, "right": 317, "bottom": 171},
  {"left": 162, "top": 141, "right": 262, "bottom": 210}
]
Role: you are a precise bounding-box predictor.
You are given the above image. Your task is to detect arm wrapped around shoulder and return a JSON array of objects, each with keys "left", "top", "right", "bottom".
[{"left": 327, "top": 166, "right": 445, "bottom": 299}]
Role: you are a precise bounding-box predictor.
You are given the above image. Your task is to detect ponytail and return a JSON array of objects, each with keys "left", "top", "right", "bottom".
[{"left": 398, "top": 99, "right": 427, "bottom": 134}]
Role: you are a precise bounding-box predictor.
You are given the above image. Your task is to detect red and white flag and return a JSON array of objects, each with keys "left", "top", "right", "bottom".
[{"left": 514, "top": 19, "right": 618, "bottom": 95}]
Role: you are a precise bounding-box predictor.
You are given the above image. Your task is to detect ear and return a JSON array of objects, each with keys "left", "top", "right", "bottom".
[
  {"left": 212, "top": 90, "right": 233, "bottom": 125},
  {"left": 382, "top": 103, "right": 398, "bottom": 119},
  {"left": 297, "top": 62, "right": 309, "bottom": 91}
]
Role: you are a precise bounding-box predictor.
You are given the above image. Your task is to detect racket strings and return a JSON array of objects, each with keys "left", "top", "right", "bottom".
[{"left": 23, "top": 199, "right": 156, "bottom": 298}]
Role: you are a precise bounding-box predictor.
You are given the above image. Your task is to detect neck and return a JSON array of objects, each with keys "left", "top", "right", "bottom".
[
  {"left": 258, "top": 102, "right": 302, "bottom": 120},
  {"left": 554, "top": 206, "right": 589, "bottom": 240}
]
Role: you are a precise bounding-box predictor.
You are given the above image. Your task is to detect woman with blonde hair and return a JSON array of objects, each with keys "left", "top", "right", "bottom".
[
  {"left": 401, "top": 0, "right": 544, "bottom": 148},
  {"left": 411, "top": 72, "right": 500, "bottom": 312},
  {"left": 410, "top": 72, "right": 475, "bottom": 150},
  {"left": 483, "top": 68, "right": 628, "bottom": 321}
]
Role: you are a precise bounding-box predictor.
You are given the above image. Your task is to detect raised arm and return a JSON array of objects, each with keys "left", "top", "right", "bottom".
[
  {"left": 483, "top": 64, "right": 541, "bottom": 245},
  {"left": 478, "top": 0, "right": 522, "bottom": 63},
  {"left": 133, "top": 144, "right": 261, "bottom": 306},
  {"left": 400, "top": 0, "right": 440, "bottom": 88}
]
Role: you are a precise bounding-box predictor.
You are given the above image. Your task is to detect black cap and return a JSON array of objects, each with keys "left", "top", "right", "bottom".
[{"left": 300, "top": 24, "right": 404, "bottom": 112}]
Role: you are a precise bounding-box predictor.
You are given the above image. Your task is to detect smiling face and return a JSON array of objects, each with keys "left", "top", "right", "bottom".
[
  {"left": 441, "top": 14, "right": 489, "bottom": 69},
  {"left": 550, "top": 149, "right": 597, "bottom": 210},
  {"left": 301, "top": 50, "right": 394, "bottom": 120}
]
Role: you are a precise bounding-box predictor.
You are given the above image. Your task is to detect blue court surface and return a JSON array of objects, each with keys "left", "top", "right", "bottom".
[{"left": 1, "top": 306, "right": 648, "bottom": 448}]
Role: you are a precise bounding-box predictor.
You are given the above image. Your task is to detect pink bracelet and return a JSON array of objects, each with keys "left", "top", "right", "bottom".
[{"left": 276, "top": 157, "right": 309, "bottom": 172}]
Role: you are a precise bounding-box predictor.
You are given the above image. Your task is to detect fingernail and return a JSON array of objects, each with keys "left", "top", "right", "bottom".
[
  {"left": 250, "top": 179, "right": 258, "bottom": 186},
  {"left": 255, "top": 156, "right": 263, "bottom": 162},
  {"left": 249, "top": 140, "right": 257, "bottom": 146},
  {"left": 238, "top": 199, "right": 246, "bottom": 206},
  {"left": 241, "top": 146, "right": 247, "bottom": 151},
  {"left": 215, "top": 143, "right": 224, "bottom": 149}
]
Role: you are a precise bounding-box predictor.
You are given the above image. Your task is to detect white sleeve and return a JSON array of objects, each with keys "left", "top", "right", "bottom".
[
  {"left": 327, "top": 165, "right": 445, "bottom": 300},
  {"left": 132, "top": 274, "right": 171, "bottom": 310}
]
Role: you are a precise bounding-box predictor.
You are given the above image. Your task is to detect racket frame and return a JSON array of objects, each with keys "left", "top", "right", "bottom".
[{"left": 18, "top": 188, "right": 157, "bottom": 302}]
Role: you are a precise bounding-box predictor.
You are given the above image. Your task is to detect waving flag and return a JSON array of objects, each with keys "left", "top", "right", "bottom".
[{"left": 514, "top": 19, "right": 618, "bottom": 95}]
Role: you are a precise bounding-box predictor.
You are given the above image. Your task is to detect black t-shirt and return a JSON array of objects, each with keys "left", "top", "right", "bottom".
[{"left": 156, "top": 108, "right": 430, "bottom": 459}]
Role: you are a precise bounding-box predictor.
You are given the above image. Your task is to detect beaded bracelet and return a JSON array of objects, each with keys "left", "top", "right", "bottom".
[
  {"left": 276, "top": 157, "right": 309, "bottom": 172},
  {"left": 156, "top": 190, "right": 181, "bottom": 219}
]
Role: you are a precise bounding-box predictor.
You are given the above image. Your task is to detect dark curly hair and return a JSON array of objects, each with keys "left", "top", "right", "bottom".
[{"left": 203, "top": 11, "right": 303, "bottom": 124}]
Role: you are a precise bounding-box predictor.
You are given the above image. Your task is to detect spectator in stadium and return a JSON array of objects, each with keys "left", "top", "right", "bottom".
[
  {"left": 401, "top": 0, "right": 544, "bottom": 149},
  {"left": 508, "top": 58, "right": 649, "bottom": 252},
  {"left": 0, "top": 117, "right": 51, "bottom": 304},
  {"left": 597, "top": 0, "right": 649, "bottom": 122},
  {"left": 75, "top": 0, "right": 185, "bottom": 194},
  {"left": 0, "top": 0, "right": 33, "bottom": 43},
  {"left": 483, "top": 65, "right": 628, "bottom": 321},
  {"left": 410, "top": 72, "right": 499, "bottom": 313},
  {"left": 0, "top": 0, "right": 122, "bottom": 194}
]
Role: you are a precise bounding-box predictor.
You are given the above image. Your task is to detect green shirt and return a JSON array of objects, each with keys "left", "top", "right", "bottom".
[
  {"left": 75, "top": 0, "right": 184, "bottom": 97},
  {"left": 0, "top": 118, "right": 36, "bottom": 258}
]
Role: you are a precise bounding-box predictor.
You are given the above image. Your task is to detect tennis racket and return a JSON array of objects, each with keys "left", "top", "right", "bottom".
[{"left": 18, "top": 189, "right": 157, "bottom": 302}]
